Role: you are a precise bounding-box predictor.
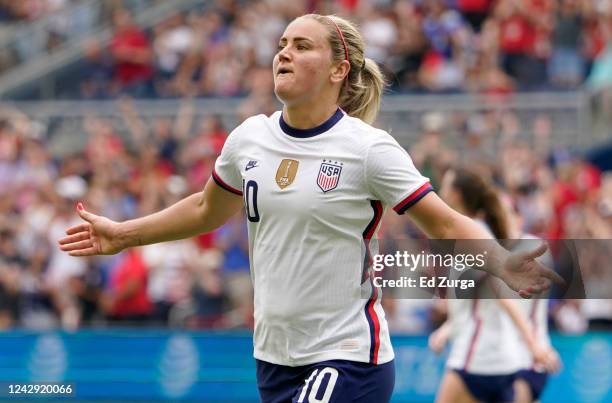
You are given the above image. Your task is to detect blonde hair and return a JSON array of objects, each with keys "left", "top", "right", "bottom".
[{"left": 300, "top": 14, "right": 386, "bottom": 124}]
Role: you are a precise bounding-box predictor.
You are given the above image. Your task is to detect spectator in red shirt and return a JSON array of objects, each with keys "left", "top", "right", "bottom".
[
  {"left": 457, "top": 0, "right": 493, "bottom": 32},
  {"left": 102, "top": 250, "right": 153, "bottom": 323},
  {"left": 109, "top": 9, "right": 154, "bottom": 96},
  {"left": 181, "top": 115, "right": 228, "bottom": 194},
  {"left": 495, "top": 0, "right": 552, "bottom": 89}
]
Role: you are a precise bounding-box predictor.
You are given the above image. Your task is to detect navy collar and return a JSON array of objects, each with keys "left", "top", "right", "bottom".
[{"left": 279, "top": 108, "right": 344, "bottom": 138}]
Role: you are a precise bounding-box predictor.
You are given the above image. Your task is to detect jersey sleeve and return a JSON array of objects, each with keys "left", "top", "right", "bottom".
[
  {"left": 212, "top": 126, "right": 243, "bottom": 196},
  {"left": 365, "top": 132, "right": 433, "bottom": 214}
]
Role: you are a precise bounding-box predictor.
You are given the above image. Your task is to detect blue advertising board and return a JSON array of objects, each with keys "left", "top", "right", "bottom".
[{"left": 0, "top": 330, "right": 609, "bottom": 402}]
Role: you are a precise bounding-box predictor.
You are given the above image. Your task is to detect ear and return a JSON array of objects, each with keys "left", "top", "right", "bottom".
[{"left": 330, "top": 60, "right": 350, "bottom": 85}]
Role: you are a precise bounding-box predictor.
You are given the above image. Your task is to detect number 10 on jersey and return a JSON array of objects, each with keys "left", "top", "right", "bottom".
[{"left": 244, "top": 180, "right": 260, "bottom": 222}]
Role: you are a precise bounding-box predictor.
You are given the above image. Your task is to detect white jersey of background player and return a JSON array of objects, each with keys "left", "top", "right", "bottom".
[
  {"left": 445, "top": 234, "right": 553, "bottom": 375},
  {"left": 446, "top": 296, "right": 524, "bottom": 374},
  {"left": 503, "top": 200, "right": 560, "bottom": 403},
  {"left": 508, "top": 235, "right": 554, "bottom": 370},
  {"left": 214, "top": 109, "right": 432, "bottom": 366},
  {"left": 443, "top": 224, "right": 524, "bottom": 376},
  {"left": 429, "top": 168, "right": 560, "bottom": 403},
  {"left": 500, "top": 195, "right": 559, "bottom": 374}
]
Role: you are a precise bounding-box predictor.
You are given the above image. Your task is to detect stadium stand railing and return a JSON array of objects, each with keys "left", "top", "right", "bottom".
[{"left": 2, "top": 91, "right": 598, "bottom": 157}]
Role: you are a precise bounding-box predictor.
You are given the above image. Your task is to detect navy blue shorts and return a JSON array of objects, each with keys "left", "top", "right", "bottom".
[
  {"left": 453, "top": 369, "right": 516, "bottom": 403},
  {"left": 256, "top": 359, "right": 395, "bottom": 403},
  {"left": 515, "top": 369, "right": 549, "bottom": 400}
]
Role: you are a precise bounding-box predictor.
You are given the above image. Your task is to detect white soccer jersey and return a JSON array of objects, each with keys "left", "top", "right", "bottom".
[
  {"left": 446, "top": 298, "right": 524, "bottom": 375},
  {"left": 446, "top": 234, "right": 553, "bottom": 375},
  {"left": 213, "top": 108, "right": 431, "bottom": 366},
  {"left": 445, "top": 222, "right": 522, "bottom": 375}
]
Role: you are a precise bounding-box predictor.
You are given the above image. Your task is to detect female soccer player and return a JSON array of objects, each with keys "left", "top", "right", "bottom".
[
  {"left": 502, "top": 197, "right": 561, "bottom": 403},
  {"left": 59, "top": 14, "right": 561, "bottom": 402},
  {"left": 429, "top": 168, "right": 558, "bottom": 403}
]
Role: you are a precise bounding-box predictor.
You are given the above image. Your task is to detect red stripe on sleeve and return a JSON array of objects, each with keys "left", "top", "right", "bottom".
[
  {"left": 212, "top": 169, "right": 243, "bottom": 196},
  {"left": 393, "top": 182, "right": 433, "bottom": 214}
]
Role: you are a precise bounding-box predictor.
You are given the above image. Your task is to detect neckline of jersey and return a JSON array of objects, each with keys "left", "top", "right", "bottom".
[{"left": 279, "top": 108, "right": 344, "bottom": 138}]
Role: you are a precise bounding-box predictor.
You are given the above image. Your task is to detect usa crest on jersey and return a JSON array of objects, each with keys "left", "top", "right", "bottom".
[{"left": 317, "top": 160, "right": 343, "bottom": 192}]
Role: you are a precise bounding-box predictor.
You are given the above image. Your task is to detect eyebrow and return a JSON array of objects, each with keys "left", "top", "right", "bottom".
[{"left": 279, "top": 36, "right": 314, "bottom": 44}]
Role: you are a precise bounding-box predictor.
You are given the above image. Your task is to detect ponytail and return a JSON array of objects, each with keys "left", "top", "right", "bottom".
[
  {"left": 451, "top": 168, "right": 509, "bottom": 239},
  {"left": 480, "top": 187, "right": 509, "bottom": 240},
  {"left": 301, "top": 14, "right": 386, "bottom": 124},
  {"left": 340, "top": 57, "right": 385, "bottom": 124}
]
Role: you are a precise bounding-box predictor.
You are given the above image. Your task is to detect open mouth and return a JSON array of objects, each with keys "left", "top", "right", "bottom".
[{"left": 277, "top": 67, "right": 293, "bottom": 75}]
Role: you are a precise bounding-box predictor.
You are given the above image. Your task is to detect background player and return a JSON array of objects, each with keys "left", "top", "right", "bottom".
[
  {"left": 429, "top": 167, "right": 558, "bottom": 403},
  {"left": 59, "top": 14, "right": 561, "bottom": 403},
  {"left": 501, "top": 195, "right": 561, "bottom": 402}
]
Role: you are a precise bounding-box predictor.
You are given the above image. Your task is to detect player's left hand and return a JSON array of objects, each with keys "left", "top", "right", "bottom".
[
  {"left": 499, "top": 243, "right": 565, "bottom": 298},
  {"left": 533, "top": 344, "right": 562, "bottom": 374}
]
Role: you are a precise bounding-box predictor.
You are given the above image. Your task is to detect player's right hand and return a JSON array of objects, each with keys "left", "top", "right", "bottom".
[
  {"left": 58, "top": 202, "right": 124, "bottom": 256},
  {"left": 500, "top": 242, "right": 565, "bottom": 298}
]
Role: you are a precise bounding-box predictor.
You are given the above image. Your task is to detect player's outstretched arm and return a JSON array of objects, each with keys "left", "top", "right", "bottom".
[
  {"left": 405, "top": 192, "right": 564, "bottom": 298},
  {"left": 58, "top": 178, "right": 243, "bottom": 256}
]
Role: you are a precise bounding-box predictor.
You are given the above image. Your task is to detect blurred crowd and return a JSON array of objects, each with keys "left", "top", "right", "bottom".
[
  {"left": 0, "top": 0, "right": 79, "bottom": 72},
  {"left": 0, "top": 0, "right": 73, "bottom": 22},
  {"left": 0, "top": 0, "right": 611, "bottom": 334},
  {"left": 70, "top": 0, "right": 612, "bottom": 100},
  {"left": 0, "top": 0, "right": 161, "bottom": 75},
  {"left": 0, "top": 94, "right": 610, "bottom": 333},
  {"left": 0, "top": 99, "right": 254, "bottom": 331}
]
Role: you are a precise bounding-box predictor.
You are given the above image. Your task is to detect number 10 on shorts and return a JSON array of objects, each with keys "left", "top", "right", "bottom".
[{"left": 297, "top": 367, "right": 339, "bottom": 403}]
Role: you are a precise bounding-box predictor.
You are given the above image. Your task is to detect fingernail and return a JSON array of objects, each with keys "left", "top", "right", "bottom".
[{"left": 77, "top": 202, "right": 84, "bottom": 211}]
